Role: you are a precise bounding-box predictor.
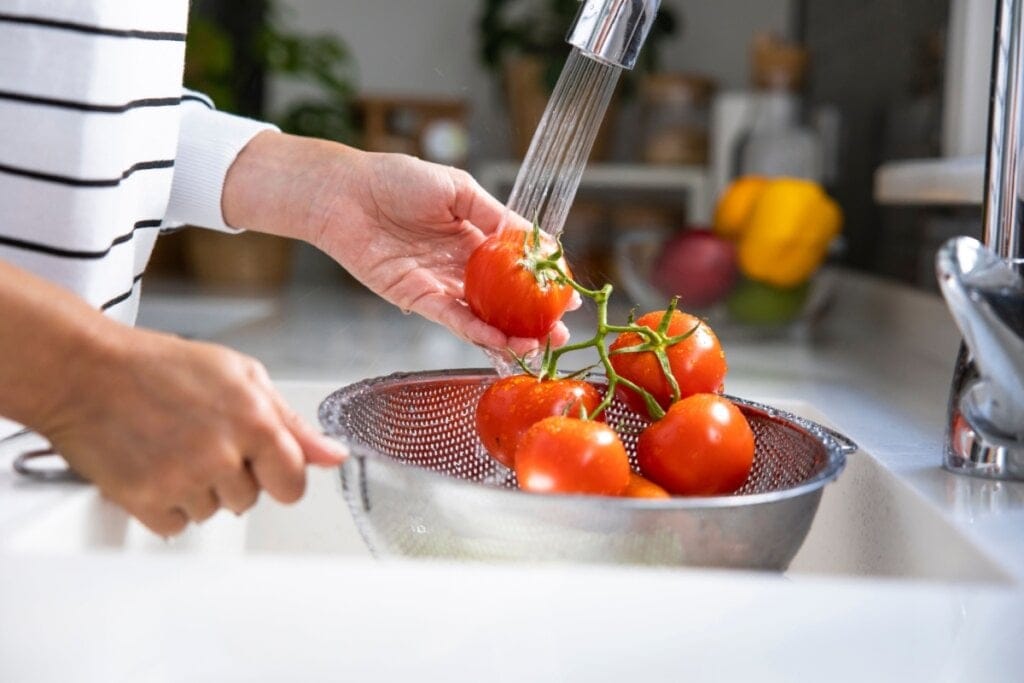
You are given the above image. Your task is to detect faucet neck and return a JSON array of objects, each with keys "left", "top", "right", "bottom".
[
  {"left": 567, "top": 0, "right": 662, "bottom": 71},
  {"left": 983, "top": 0, "right": 1024, "bottom": 265}
]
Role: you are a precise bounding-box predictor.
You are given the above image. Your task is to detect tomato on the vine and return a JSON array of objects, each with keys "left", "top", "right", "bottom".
[
  {"left": 610, "top": 310, "right": 727, "bottom": 414},
  {"left": 464, "top": 228, "right": 575, "bottom": 339},
  {"left": 515, "top": 416, "right": 630, "bottom": 496},
  {"left": 637, "top": 393, "right": 754, "bottom": 496},
  {"left": 622, "top": 473, "right": 670, "bottom": 499},
  {"left": 476, "top": 375, "right": 603, "bottom": 468}
]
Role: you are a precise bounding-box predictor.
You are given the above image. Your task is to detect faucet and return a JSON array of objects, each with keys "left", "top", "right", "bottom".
[
  {"left": 940, "top": 0, "right": 1024, "bottom": 479},
  {"left": 567, "top": 0, "right": 662, "bottom": 70}
]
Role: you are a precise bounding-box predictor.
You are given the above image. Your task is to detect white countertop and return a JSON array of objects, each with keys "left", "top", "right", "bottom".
[
  {"left": 874, "top": 155, "right": 984, "bottom": 205},
  {"left": 3, "top": 269, "right": 1024, "bottom": 681}
]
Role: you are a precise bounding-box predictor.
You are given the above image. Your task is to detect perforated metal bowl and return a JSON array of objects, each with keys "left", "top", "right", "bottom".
[{"left": 319, "top": 369, "right": 855, "bottom": 570}]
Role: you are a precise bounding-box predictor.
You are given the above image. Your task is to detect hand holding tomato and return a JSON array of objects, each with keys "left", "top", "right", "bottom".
[
  {"left": 299, "top": 149, "right": 569, "bottom": 355},
  {"left": 464, "top": 228, "right": 576, "bottom": 340},
  {"left": 637, "top": 393, "right": 754, "bottom": 496},
  {"left": 475, "top": 375, "right": 603, "bottom": 468}
]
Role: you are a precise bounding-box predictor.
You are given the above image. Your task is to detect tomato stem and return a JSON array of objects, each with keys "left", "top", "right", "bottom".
[{"left": 527, "top": 241, "right": 686, "bottom": 421}]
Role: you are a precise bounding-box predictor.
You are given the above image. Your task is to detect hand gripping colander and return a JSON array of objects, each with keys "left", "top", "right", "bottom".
[{"left": 319, "top": 369, "right": 856, "bottom": 571}]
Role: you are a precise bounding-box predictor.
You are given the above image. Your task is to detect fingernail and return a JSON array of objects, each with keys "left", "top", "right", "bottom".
[{"left": 322, "top": 436, "right": 349, "bottom": 461}]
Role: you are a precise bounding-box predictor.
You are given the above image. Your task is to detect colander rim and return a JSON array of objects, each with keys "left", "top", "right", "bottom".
[{"left": 318, "top": 368, "right": 856, "bottom": 510}]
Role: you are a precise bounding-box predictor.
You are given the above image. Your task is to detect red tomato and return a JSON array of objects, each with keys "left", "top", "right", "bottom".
[
  {"left": 476, "top": 375, "right": 603, "bottom": 468},
  {"left": 622, "top": 472, "right": 670, "bottom": 499},
  {"left": 464, "top": 228, "right": 575, "bottom": 339},
  {"left": 637, "top": 394, "right": 755, "bottom": 496},
  {"left": 610, "top": 310, "right": 727, "bottom": 414},
  {"left": 515, "top": 417, "right": 630, "bottom": 496}
]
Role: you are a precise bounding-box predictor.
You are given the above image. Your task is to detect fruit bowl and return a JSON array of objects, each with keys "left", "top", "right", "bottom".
[
  {"left": 613, "top": 229, "right": 838, "bottom": 340},
  {"left": 319, "top": 369, "right": 856, "bottom": 571}
]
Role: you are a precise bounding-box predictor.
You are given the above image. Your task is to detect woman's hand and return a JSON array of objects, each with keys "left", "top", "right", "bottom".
[
  {"left": 0, "top": 260, "right": 347, "bottom": 537},
  {"left": 223, "top": 133, "right": 575, "bottom": 355},
  {"left": 40, "top": 326, "right": 346, "bottom": 536}
]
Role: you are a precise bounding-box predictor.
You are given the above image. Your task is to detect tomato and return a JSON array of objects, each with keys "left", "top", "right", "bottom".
[
  {"left": 515, "top": 417, "right": 630, "bottom": 496},
  {"left": 464, "top": 228, "right": 575, "bottom": 339},
  {"left": 476, "top": 375, "right": 603, "bottom": 468},
  {"left": 609, "top": 310, "right": 727, "bottom": 414},
  {"left": 637, "top": 394, "right": 755, "bottom": 496},
  {"left": 622, "top": 472, "right": 670, "bottom": 499}
]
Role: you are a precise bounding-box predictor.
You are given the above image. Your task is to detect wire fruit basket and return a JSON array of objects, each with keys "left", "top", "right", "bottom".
[{"left": 319, "top": 369, "right": 856, "bottom": 571}]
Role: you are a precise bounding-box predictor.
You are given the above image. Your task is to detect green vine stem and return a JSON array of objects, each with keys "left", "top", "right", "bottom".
[{"left": 514, "top": 224, "right": 700, "bottom": 422}]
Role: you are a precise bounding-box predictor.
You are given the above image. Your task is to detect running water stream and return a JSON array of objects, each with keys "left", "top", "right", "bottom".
[
  {"left": 503, "top": 48, "right": 622, "bottom": 238},
  {"left": 487, "top": 48, "right": 623, "bottom": 375}
]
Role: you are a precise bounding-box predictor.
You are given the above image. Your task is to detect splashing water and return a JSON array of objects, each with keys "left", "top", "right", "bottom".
[
  {"left": 503, "top": 49, "right": 622, "bottom": 238},
  {"left": 484, "top": 348, "right": 526, "bottom": 377}
]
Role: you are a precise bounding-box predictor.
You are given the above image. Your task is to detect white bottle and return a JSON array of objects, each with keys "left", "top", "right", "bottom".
[{"left": 738, "top": 92, "right": 823, "bottom": 182}]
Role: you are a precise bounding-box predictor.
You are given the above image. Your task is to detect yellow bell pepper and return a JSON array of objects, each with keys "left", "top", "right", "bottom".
[
  {"left": 713, "top": 175, "right": 768, "bottom": 239},
  {"left": 736, "top": 178, "right": 842, "bottom": 288}
]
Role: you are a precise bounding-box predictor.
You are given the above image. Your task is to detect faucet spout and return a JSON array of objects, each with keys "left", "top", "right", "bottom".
[
  {"left": 940, "top": 0, "right": 1024, "bottom": 479},
  {"left": 939, "top": 237, "right": 1024, "bottom": 440},
  {"left": 567, "top": 0, "right": 662, "bottom": 70}
]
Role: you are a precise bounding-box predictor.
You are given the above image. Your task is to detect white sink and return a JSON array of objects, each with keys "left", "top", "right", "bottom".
[{"left": 3, "top": 401, "right": 1011, "bottom": 584}]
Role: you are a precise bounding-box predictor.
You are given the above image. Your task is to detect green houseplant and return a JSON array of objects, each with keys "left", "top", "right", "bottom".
[
  {"left": 184, "top": 2, "right": 358, "bottom": 142},
  {"left": 178, "top": 1, "right": 359, "bottom": 288}
]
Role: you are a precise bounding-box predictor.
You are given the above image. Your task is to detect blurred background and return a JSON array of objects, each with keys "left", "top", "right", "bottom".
[{"left": 152, "top": 0, "right": 991, "bottom": 329}]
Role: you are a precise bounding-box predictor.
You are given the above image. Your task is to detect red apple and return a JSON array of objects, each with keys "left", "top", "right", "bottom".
[{"left": 651, "top": 230, "right": 739, "bottom": 309}]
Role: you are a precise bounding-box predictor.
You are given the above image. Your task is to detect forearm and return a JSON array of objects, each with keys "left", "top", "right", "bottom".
[
  {"left": 221, "top": 131, "right": 367, "bottom": 245},
  {"left": 0, "top": 259, "right": 121, "bottom": 431}
]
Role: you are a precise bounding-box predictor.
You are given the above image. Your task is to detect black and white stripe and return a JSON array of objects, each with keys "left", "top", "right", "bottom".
[
  {"left": 0, "top": 2, "right": 190, "bottom": 322},
  {"left": 0, "top": 2, "right": 275, "bottom": 326}
]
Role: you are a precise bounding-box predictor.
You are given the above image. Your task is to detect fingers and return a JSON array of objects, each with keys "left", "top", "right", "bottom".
[
  {"left": 214, "top": 464, "right": 260, "bottom": 515},
  {"left": 504, "top": 324, "right": 566, "bottom": 356},
  {"left": 180, "top": 488, "right": 221, "bottom": 524},
  {"left": 450, "top": 169, "right": 531, "bottom": 235},
  {"left": 412, "top": 291, "right": 508, "bottom": 348},
  {"left": 130, "top": 505, "right": 189, "bottom": 538},
  {"left": 249, "top": 428, "right": 307, "bottom": 504},
  {"left": 269, "top": 392, "right": 348, "bottom": 467},
  {"left": 451, "top": 171, "right": 506, "bottom": 234},
  {"left": 408, "top": 285, "right": 576, "bottom": 358},
  {"left": 548, "top": 321, "right": 572, "bottom": 348},
  {"left": 566, "top": 291, "right": 583, "bottom": 312},
  {"left": 505, "top": 338, "right": 542, "bottom": 358}
]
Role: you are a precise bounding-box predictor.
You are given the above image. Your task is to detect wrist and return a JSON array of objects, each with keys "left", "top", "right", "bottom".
[
  {"left": 222, "top": 131, "right": 367, "bottom": 245},
  {"left": 25, "top": 309, "right": 129, "bottom": 437}
]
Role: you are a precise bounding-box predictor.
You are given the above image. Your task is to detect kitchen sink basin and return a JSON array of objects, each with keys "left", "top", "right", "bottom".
[{"left": 2, "top": 402, "right": 1011, "bottom": 584}]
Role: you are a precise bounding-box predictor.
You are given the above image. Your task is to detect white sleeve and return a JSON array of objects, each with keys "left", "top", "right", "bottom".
[{"left": 163, "top": 90, "right": 280, "bottom": 232}]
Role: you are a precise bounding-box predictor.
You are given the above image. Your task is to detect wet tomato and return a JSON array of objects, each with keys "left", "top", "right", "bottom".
[
  {"left": 464, "top": 228, "right": 575, "bottom": 339},
  {"left": 515, "top": 417, "right": 630, "bottom": 496},
  {"left": 622, "top": 472, "right": 670, "bottom": 499},
  {"left": 637, "top": 393, "right": 754, "bottom": 496},
  {"left": 475, "top": 375, "right": 603, "bottom": 468},
  {"left": 610, "top": 310, "right": 727, "bottom": 414}
]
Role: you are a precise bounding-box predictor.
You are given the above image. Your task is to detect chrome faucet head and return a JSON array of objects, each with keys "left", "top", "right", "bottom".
[
  {"left": 938, "top": 236, "right": 1024, "bottom": 479},
  {"left": 567, "top": 0, "right": 662, "bottom": 70}
]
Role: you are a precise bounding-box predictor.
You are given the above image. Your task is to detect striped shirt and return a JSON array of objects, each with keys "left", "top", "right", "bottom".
[{"left": 0, "top": 0, "right": 276, "bottom": 325}]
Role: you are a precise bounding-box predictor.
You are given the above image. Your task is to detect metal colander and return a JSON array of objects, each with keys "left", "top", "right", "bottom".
[{"left": 319, "top": 369, "right": 856, "bottom": 571}]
